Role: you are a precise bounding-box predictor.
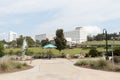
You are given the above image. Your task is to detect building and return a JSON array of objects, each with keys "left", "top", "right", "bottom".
[
  {"left": 8, "top": 31, "right": 17, "bottom": 42},
  {"left": 64, "top": 27, "right": 88, "bottom": 44},
  {"left": 0, "top": 31, "right": 17, "bottom": 42},
  {"left": 35, "top": 34, "right": 54, "bottom": 42}
]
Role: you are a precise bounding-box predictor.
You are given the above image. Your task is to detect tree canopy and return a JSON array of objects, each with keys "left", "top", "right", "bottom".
[
  {"left": 41, "top": 38, "right": 50, "bottom": 47},
  {"left": 16, "top": 35, "right": 35, "bottom": 48},
  {"left": 0, "top": 41, "right": 5, "bottom": 57},
  {"left": 54, "top": 29, "right": 66, "bottom": 51}
]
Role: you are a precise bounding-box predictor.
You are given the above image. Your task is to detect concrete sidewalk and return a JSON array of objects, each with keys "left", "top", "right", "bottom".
[{"left": 0, "top": 59, "right": 120, "bottom": 80}]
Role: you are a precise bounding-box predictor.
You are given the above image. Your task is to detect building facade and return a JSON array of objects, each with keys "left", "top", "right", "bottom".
[
  {"left": 8, "top": 31, "right": 17, "bottom": 42},
  {"left": 35, "top": 34, "right": 54, "bottom": 42},
  {"left": 64, "top": 27, "right": 88, "bottom": 44}
]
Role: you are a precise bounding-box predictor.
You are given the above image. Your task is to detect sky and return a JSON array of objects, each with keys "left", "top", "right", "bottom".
[{"left": 0, "top": 0, "right": 120, "bottom": 39}]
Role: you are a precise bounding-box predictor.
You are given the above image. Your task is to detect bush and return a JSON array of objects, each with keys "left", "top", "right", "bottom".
[
  {"left": 113, "top": 47, "right": 120, "bottom": 56},
  {"left": 15, "top": 50, "right": 22, "bottom": 56},
  {"left": 8, "top": 50, "right": 14, "bottom": 55},
  {"left": 0, "top": 60, "right": 10, "bottom": 72},
  {"left": 0, "top": 41, "right": 5, "bottom": 57},
  {"left": 114, "top": 56, "right": 120, "bottom": 64},
  {"left": 0, "top": 58, "right": 29, "bottom": 73},
  {"left": 75, "top": 59, "right": 120, "bottom": 72},
  {"left": 26, "top": 50, "right": 34, "bottom": 56},
  {"left": 75, "top": 60, "right": 89, "bottom": 66},
  {"left": 89, "top": 47, "right": 98, "bottom": 57},
  {"left": 95, "top": 59, "right": 108, "bottom": 69}
]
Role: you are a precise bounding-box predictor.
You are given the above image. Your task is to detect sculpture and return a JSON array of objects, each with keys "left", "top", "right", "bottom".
[{"left": 22, "top": 38, "right": 27, "bottom": 59}]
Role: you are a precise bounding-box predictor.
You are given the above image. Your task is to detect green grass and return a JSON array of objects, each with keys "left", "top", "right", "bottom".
[
  {"left": 5, "top": 47, "right": 89, "bottom": 56},
  {"left": 81, "top": 40, "right": 120, "bottom": 46}
]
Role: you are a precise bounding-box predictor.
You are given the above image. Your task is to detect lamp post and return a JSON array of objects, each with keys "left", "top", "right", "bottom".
[
  {"left": 103, "top": 29, "right": 109, "bottom": 60},
  {"left": 111, "top": 37, "right": 114, "bottom": 68}
]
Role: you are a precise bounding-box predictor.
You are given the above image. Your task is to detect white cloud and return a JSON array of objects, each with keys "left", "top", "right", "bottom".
[
  {"left": 34, "top": 0, "right": 120, "bottom": 34},
  {"left": 0, "top": 0, "right": 120, "bottom": 35},
  {"left": 83, "top": 26, "right": 102, "bottom": 34},
  {"left": 0, "top": 0, "right": 66, "bottom": 15}
]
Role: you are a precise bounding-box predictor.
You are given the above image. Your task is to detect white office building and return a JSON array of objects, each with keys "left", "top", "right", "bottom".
[
  {"left": 8, "top": 31, "right": 17, "bottom": 42},
  {"left": 0, "top": 31, "right": 17, "bottom": 42},
  {"left": 64, "top": 27, "right": 88, "bottom": 44},
  {"left": 35, "top": 34, "right": 54, "bottom": 42}
]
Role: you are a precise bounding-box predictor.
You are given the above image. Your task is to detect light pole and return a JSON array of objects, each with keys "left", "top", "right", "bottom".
[
  {"left": 111, "top": 37, "right": 114, "bottom": 68},
  {"left": 103, "top": 29, "right": 109, "bottom": 60}
]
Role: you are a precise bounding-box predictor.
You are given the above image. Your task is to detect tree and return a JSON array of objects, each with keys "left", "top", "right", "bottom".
[
  {"left": 8, "top": 40, "right": 17, "bottom": 48},
  {"left": 94, "top": 34, "right": 104, "bottom": 41},
  {"left": 35, "top": 40, "right": 41, "bottom": 47},
  {"left": 87, "top": 35, "right": 94, "bottom": 41},
  {"left": 16, "top": 35, "right": 24, "bottom": 48},
  {"left": 26, "top": 36, "right": 35, "bottom": 47},
  {"left": 0, "top": 41, "right": 5, "bottom": 57},
  {"left": 16, "top": 35, "right": 35, "bottom": 48},
  {"left": 54, "top": 29, "right": 66, "bottom": 51},
  {"left": 41, "top": 38, "right": 50, "bottom": 47}
]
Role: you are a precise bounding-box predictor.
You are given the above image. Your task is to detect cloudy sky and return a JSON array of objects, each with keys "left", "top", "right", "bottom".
[{"left": 0, "top": 0, "right": 120, "bottom": 38}]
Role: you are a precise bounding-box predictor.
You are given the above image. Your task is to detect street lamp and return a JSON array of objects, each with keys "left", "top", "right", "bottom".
[
  {"left": 103, "top": 29, "right": 109, "bottom": 60},
  {"left": 111, "top": 37, "right": 115, "bottom": 68}
]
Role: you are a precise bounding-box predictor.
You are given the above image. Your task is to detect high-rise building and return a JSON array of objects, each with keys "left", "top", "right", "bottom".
[
  {"left": 8, "top": 31, "right": 17, "bottom": 42},
  {"left": 0, "top": 31, "right": 17, "bottom": 42},
  {"left": 64, "top": 27, "right": 88, "bottom": 44}
]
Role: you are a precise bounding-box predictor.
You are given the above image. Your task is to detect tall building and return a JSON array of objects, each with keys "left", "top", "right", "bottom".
[
  {"left": 8, "top": 31, "right": 17, "bottom": 42},
  {"left": 0, "top": 31, "right": 17, "bottom": 42},
  {"left": 35, "top": 34, "right": 54, "bottom": 42},
  {"left": 64, "top": 27, "right": 88, "bottom": 44}
]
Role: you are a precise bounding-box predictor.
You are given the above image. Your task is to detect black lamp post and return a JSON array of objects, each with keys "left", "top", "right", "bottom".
[{"left": 103, "top": 29, "right": 109, "bottom": 60}]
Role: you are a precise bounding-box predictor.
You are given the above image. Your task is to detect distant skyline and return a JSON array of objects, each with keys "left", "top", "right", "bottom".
[{"left": 0, "top": 0, "right": 120, "bottom": 38}]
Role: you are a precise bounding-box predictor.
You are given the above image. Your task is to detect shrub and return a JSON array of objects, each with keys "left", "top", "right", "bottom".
[
  {"left": 75, "top": 60, "right": 89, "bottom": 66},
  {"left": 0, "top": 41, "right": 5, "bottom": 57},
  {"left": 26, "top": 50, "right": 34, "bottom": 56},
  {"left": 0, "top": 58, "right": 28, "bottom": 73},
  {"left": 114, "top": 56, "right": 120, "bottom": 64},
  {"left": 15, "top": 50, "right": 22, "bottom": 56},
  {"left": 113, "top": 47, "right": 120, "bottom": 56},
  {"left": 75, "top": 59, "right": 120, "bottom": 72},
  {"left": 0, "top": 60, "right": 10, "bottom": 72},
  {"left": 89, "top": 47, "right": 98, "bottom": 57},
  {"left": 8, "top": 50, "right": 14, "bottom": 55},
  {"left": 95, "top": 59, "right": 108, "bottom": 69},
  {"left": 13, "top": 62, "right": 22, "bottom": 69}
]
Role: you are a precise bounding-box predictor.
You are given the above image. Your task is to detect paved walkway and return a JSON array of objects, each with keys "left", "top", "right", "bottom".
[{"left": 0, "top": 59, "right": 120, "bottom": 80}]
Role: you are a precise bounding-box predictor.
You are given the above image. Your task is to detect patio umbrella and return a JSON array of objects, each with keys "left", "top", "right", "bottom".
[
  {"left": 43, "top": 44, "right": 57, "bottom": 59},
  {"left": 43, "top": 44, "right": 57, "bottom": 49}
]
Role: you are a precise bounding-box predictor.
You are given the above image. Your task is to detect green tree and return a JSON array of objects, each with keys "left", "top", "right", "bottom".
[
  {"left": 41, "top": 38, "right": 49, "bottom": 47},
  {"left": 26, "top": 36, "right": 35, "bottom": 47},
  {"left": 87, "top": 35, "right": 94, "bottom": 41},
  {"left": 16, "top": 35, "right": 24, "bottom": 48},
  {"left": 54, "top": 29, "right": 66, "bottom": 52},
  {"left": 94, "top": 34, "right": 104, "bottom": 41},
  {"left": 8, "top": 40, "right": 17, "bottom": 48},
  {"left": 0, "top": 41, "right": 5, "bottom": 57},
  {"left": 35, "top": 40, "right": 41, "bottom": 47}
]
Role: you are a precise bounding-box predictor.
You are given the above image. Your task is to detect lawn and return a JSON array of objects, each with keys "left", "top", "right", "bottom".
[{"left": 5, "top": 47, "right": 90, "bottom": 56}]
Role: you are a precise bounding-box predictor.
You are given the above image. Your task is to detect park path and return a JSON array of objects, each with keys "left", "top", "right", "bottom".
[{"left": 0, "top": 58, "right": 120, "bottom": 80}]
